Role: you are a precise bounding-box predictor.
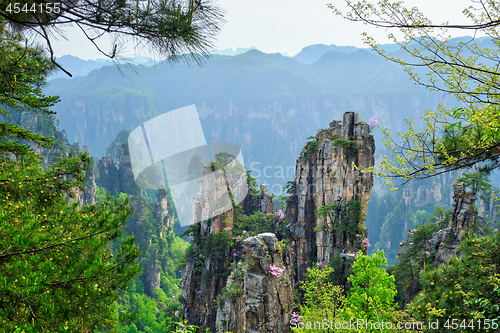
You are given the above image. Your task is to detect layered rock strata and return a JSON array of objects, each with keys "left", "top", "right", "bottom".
[
  {"left": 216, "top": 233, "right": 293, "bottom": 333},
  {"left": 181, "top": 165, "right": 235, "bottom": 331},
  {"left": 286, "top": 112, "right": 375, "bottom": 286},
  {"left": 181, "top": 177, "right": 278, "bottom": 332},
  {"left": 434, "top": 181, "right": 478, "bottom": 265}
]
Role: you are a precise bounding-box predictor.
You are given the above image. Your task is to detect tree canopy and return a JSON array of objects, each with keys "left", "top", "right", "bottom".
[
  {"left": 0, "top": 19, "right": 141, "bottom": 332},
  {"left": 332, "top": 0, "right": 500, "bottom": 188}
]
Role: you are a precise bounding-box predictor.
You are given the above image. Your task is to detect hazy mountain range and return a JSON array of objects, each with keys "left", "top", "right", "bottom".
[{"left": 44, "top": 39, "right": 476, "bottom": 193}]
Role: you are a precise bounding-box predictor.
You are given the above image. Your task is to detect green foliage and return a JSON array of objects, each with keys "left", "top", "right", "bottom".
[
  {"left": 409, "top": 230, "right": 500, "bottom": 331},
  {"left": 457, "top": 171, "right": 493, "bottom": 201},
  {"left": 0, "top": 22, "right": 59, "bottom": 158},
  {"left": 388, "top": 206, "right": 451, "bottom": 309},
  {"left": 222, "top": 282, "right": 243, "bottom": 300},
  {"left": 332, "top": 1, "right": 500, "bottom": 187},
  {"left": 284, "top": 180, "right": 296, "bottom": 196},
  {"left": 0, "top": 22, "right": 143, "bottom": 331},
  {"left": 327, "top": 255, "right": 354, "bottom": 291},
  {"left": 303, "top": 137, "right": 320, "bottom": 163},
  {"left": 210, "top": 151, "right": 236, "bottom": 171},
  {"left": 343, "top": 250, "right": 397, "bottom": 330},
  {"left": 331, "top": 135, "right": 358, "bottom": 156},
  {"left": 302, "top": 266, "right": 345, "bottom": 317},
  {"left": 234, "top": 211, "right": 290, "bottom": 240},
  {"left": 315, "top": 199, "right": 366, "bottom": 248},
  {"left": 293, "top": 266, "right": 346, "bottom": 332},
  {"left": 163, "top": 314, "right": 198, "bottom": 333},
  {"left": 0, "top": 152, "right": 140, "bottom": 331},
  {"left": 294, "top": 251, "right": 411, "bottom": 333}
]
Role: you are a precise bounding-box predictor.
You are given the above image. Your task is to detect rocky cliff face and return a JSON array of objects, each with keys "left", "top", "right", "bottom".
[
  {"left": 181, "top": 168, "right": 281, "bottom": 332},
  {"left": 75, "top": 159, "right": 96, "bottom": 207},
  {"left": 434, "top": 181, "right": 478, "bottom": 265},
  {"left": 216, "top": 233, "right": 293, "bottom": 333},
  {"left": 181, "top": 112, "right": 375, "bottom": 332},
  {"left": 398, "top": 181, "right": 479, "bottom": 266},
  {"left": 180, "top": 164, "right": 235, "bottom": 331},
  {"left": 286, "top": 112, "right": 375, "bottom": 287},
  {"left": 95, "top": 142, "right": 171, "bottom": 297}
]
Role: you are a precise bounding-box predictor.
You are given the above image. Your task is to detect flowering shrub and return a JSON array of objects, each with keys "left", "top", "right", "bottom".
[
  {"left": 369, "top": 116, "right": 379, "bottom": 132},
  {"left": 273, "top": 209, "right": 285, "bottom": 220},
  {"left": 291, "top": 312, "right": 302, "bottom": 324},
  {"left": 269, "top": 264, "right": 285, "bottom": 277},
  {"left": 362, "top": 237, "right": 371, "bottom": 247}
]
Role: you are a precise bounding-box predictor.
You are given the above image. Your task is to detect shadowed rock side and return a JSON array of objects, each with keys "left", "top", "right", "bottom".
[
  {"left": 286, "top": 112, "right": 375, "bottom": 289},
  {"left": 434, "top": 181, "right": 478, "bottom": 265},
  {"left": 258, "top": 184, "right": 274, "bottom": 214},
  {"left": 75, "top": 161, "right": 96, "bottom": 207},
  {"left": 96, "top": 144, "right": 171, "bottom": 297},
  {"left": 180, "top": 165, "right": 234, "bottom": 331},
  {"left": 181, "top": 172, "right": 277, "bottom": 332},
  {"left": 216, "top": 233, "right": 293, "bottom": 333}
]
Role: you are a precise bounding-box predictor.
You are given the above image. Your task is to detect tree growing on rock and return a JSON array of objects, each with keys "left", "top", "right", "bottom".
[
  {"left": 332, "top": 0, "right": 500, "bottom": 188},
  {"left": 409, "top": 229, "right": 500, "bottom": 331}
]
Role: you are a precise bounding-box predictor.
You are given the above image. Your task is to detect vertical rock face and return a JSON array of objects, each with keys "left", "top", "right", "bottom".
[
  {"left": 181, "top": 174, "right": 285, "bottom": 331},
  {"left": 286, "top": 112, "right": 375, "bottom": 286},
  {"left": 216, "top": 233, "right": 293, "bottom": 333},
  {"left": 181, "top": 165, "right": 234, "bottom": 332},
  {"left": 154, "top": 189, "right": 173, "bottom": 230},
  {"left": 258, "top": 185, "right": 274, "bottom": 214},
  {"left": 181, "top": 209, "right": 234, "bottom": 331},
  {"left": 182, "top": 112, "right": 374, "bottom": 331},
  {"left": 75, "top": 163, "right": 96, "bottom": 207},
  {"left": 143, "top": 247, "right": 162, "bottom": 296},
  {"left": 435, "top": 182, "right": 478, "bottom": 265}
]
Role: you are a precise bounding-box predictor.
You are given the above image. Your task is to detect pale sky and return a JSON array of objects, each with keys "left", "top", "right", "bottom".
[{"left": 48, "top": 0, "right": 480, "bottom": 60}]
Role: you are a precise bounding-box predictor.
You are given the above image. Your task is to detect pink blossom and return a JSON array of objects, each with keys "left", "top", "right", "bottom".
[
  {"left": 291, "top": 312, "right": 302, "bottom": 324},
  {"left": 273, "top": 209, "right": 285, "bottom": 220},
  {"left": 362, "top": 238, "right": 371, "bottom": 247},
  {"left": 369, "top": 117, "right": 379, "bottom": 131},
  {"left": 223, "top": 226, "right": 232, "bottom": 231},
  {"left": 269, "top": 264, "right": 285, "bottom": 277}
]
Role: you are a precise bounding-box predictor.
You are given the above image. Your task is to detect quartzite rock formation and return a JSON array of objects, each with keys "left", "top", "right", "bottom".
[
  {"left": 286, "top": 111, "right": 375, "bottom": 288},
  {"left": 216, "top": 233, "right": 293, "bottom": 333},
  {"left": 434, "top": 181, "right": 478, "bottom": 265},
  {"left": 181, "top": 111, "right": 375, "bottom": 332},
  {"left": 181, "top": 167, "right": 277, "bottom": 332}
]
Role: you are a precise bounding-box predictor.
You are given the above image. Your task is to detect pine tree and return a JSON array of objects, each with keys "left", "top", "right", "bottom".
[{"left": 0, "top": 20, "right": 141, "bottom": 331}]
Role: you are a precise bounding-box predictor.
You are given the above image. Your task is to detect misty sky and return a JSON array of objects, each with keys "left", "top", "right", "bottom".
[{"left": 49, "top": 0, "right": 480, "bottom": 60}]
